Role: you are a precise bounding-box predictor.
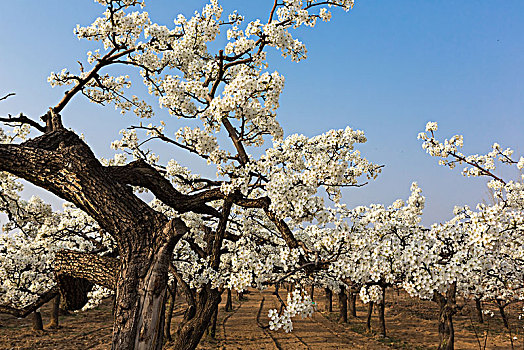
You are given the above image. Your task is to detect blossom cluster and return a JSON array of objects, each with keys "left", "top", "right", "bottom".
[{"left": 268, "top": 289, "right": 315, "bottom": 332}]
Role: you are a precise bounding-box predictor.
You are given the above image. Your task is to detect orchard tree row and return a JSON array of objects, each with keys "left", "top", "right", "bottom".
[{"left": 0, "top": 1, "right": 522, "bottom": 350}]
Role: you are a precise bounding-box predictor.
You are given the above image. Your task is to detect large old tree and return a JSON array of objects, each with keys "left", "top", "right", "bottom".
[{"left": 0, "top": 0, "right": 381, "bottom": 349}]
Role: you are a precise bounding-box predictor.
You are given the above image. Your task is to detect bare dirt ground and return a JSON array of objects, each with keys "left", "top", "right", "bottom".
[{"left": 1, "top": 288, "right": 522, "bottom": 349}]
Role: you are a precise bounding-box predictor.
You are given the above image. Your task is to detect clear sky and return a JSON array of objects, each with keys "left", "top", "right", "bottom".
[{"left": 0, "top": 1, "right": 523, "bottom": 225}]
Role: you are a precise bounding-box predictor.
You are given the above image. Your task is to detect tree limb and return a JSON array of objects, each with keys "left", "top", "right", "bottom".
[
  {"left": 0, "top": 113, "right": 46, "bottom": 132},
  {"left": 0, "top": 286, "right": 59, "bottom": 318},
  {"left": 105, "top": 159, "right": 220, "bottom": 217}
]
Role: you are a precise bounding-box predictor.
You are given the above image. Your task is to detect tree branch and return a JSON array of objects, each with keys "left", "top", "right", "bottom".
[
  {"left": 105, "top": 159, "right": 220, "bottom": 217},
  {"left": 0, "top": 113, "right": 46, "bottom": 132},
  {"left": 0, "top": 286, "right": 59, "bottom": 318},
  {"left": 55, "top": 250, "right": 119, "bottom": 290},
  {"left": 0, "top": 93, "right": 15, "bottom": 102}
]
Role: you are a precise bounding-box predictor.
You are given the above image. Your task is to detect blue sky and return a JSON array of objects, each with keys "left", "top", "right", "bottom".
[{"left": 1, "top": 1, "right": 523, "bottom": 225}]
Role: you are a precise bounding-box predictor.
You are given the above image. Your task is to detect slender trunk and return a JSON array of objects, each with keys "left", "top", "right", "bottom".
[
  {"left": 378, "top": 286, "right": 386, "bottom": 337},
  {"left": 325, "top": 288, "right": 333, "bottom": 312},
  {"left": 338, "top": 286, "right": 347, "bottom": 323},
  {"left": 237, "top": 291, "right": 244, "bottom": 301},
  {"left": 225, "top": 289, "right": 233, "bottom": 312},
  {"left": 495, "top": 300, "right": 509, "bottom": 329},
  {"left": 32, "top": 311, "right": 43, "bottom": 331},
  {"left": 348, "top": 290, "right": 357, "bottom": 318},
  {"left": 366, "top": 301, "right": 374, "bottom": 331},
  {"left": 46, "top": 294, "right": 60, "bottom": 329},
  {"left": 435, "top": 283, "right": 457, "bottom": 350},
  {"left": 310, "top": 285, "right": 315, "bottom": 302},
  {"left": 164, "top": 279, "right": 177, "bottom": 342},
  {"left": 475, "top": 298, "right": 484, "bottom": 324}
]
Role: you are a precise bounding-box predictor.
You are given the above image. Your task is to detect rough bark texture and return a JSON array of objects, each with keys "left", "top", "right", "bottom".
[
  {"left": 338, "top": 286, "right": 347, "bottom": 323},
  {"left": 435, "top": 283, "right": 457, "bottom": 350},
  {"left": 55, "top": 250, "right": 119, "bottom": 290},
  {"left": 54, "top": 251, "right": 118, "bottom": 311}
]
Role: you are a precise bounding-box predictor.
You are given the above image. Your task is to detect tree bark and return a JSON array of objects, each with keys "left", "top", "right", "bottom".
[
  {"left": 225, "top": 289, "right": 233, "bottom": 312},
  {"left": 325, "top": 288, "right": 332, "bottom": 312},
  {"left": 366, "top": 301, "right": 374, "bottom": 331},
  {"left": 434, "top": 283, "right": 457, "bottom": 350},
  {"left": 112, "top": 235, "right": 178, "bottom": 350},
  {"left": 32, "top": 311, "right": 43, "bottom": 331},
  {"left": 338, "top": 286, "right": 347, "bottom": 323}
]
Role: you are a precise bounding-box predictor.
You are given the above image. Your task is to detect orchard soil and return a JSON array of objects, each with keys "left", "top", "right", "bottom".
[{"left": 0, "top": 288, "right": 520, "bottom": 349}]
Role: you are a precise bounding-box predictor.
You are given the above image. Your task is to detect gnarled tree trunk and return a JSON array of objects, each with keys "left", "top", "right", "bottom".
[{"left": 112, "top": 240, "right": 174, "bottom": 350}]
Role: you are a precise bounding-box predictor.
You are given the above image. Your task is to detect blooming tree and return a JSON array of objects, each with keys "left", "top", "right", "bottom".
[{"left": 0, "top": 1, "right": 385, "bottom": 349}]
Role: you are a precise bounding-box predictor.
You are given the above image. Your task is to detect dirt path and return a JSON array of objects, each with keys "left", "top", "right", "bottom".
[
  {"left": 197, "top": 289, "right": 389, "bottom": 350},
  {"left": 2, "top": 288, "right": 520, "bottom": 349}
]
